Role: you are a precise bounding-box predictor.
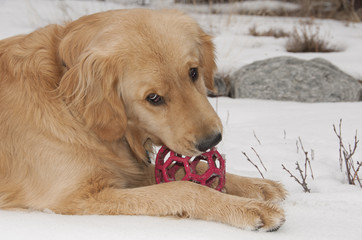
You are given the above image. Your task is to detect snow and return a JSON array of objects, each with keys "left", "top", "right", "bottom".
[{"left": 1, "top": 1, "right": 361, "bottom": 240}]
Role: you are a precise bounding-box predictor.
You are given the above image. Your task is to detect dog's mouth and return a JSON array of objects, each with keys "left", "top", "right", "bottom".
[
  {"left": 164, "top": 146, "right": 216, "bottom": 158},
  {"left": 161, "top": 143, "right": 202, "bottom": 158},
  {"left": 145, "top": 131, "right": 222, "bottom": 158},
  {"left": 145, "top": 138, "right": 198, "bottom": 158}
]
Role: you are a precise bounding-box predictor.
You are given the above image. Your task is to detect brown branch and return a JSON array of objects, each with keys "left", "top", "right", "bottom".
[
  {"left": 282, "top": 164, "right": 303, "bottom": 185},
  {"left": 242, "top": 151, "right": 264, "bottom": 179},
  {"left": 298, "top": 137, "right": 314, "bottom": 180},
  {"left": 281, "top": 137, "right": 314, "bottom": 193},
  {"left": 295, "top": 162, "right": 311, "bottom": 193},
  {"left": 333, "top": 119, "right": 344, "bottom": 171},
  {"left": 352, "top": 161, "right": 362, "bottom": 188},
  {"left": 282, "top": 163, "right": 311, "bottom": 193},
  {"left": 333, "top": 119, "right": 361, "bottom": 187},
  {"left": 253, "top": 130, "right": 261, "bottom": 145},
  {"left": 251, "top": 147, "right": 268, "bottom": 172},
  {"left": 296, "top": 139, "right": 300, "bottom": 153}
]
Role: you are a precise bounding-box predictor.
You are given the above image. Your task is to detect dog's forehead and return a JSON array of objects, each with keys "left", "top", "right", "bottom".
[
  {"left": 126, "top": 59, "right": 194, "bottom": 92},
  {"left": 113, "top": 11, "right": 202, "bottom": 61},
  {"left": 144, "top": 31, "right": 199, "bottom": 63},
  {"left": 113, "top": 10, "right": 205, "bottom": 94},
  {"left": 119, "top": 27, "right": 202, "bottom": 77}
]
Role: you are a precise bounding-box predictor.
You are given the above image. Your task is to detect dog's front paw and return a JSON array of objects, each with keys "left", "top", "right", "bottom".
[
  {"left": 175, "top": 183, "right": 286, "bottom": 231},
  {"left": 226, "top": 175, "right": 287, "bottom": 202},
  {"left": 255, "top": 179, "right": 287, "bottom": 202},
  {"left": 239, "top": 201, "right": 286, "bottom": 232},
  {"left": 254, "top": 202, "right": 286, "bottom": 232}
]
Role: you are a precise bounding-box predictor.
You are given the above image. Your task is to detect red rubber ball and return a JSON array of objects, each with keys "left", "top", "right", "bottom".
[{"left": 155, "top": 146, "right": 226, "bottom": 191}]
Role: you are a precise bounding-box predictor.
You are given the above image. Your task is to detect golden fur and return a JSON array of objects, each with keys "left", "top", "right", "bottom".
[{"left": 0, "top": 9, "right": 286, "bottom": 231}]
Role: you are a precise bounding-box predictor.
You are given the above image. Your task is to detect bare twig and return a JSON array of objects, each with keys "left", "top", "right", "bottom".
[
  {"left": 281, "top": 164, "right": 302, "bottom": 185},
  {"left": 333, "top": 120, "right": 344, "bottom": 171},
  {"left": 282, "top": 137, "right": 314, "bottom": 193},
  {"left": 253, "top": 130, "right": 261, "bottom": 145},
  {"left": 282, "top": 162, "right": 311, "bottom": 193},
  {"left": 333, "top": 119, "right": 361, "bottom": 187},
  {"left": 251, "top": 147, "right": 267, "bottom": 172},
  {"left": 282, "top": 163, "right": 311, "bottom": 193},
  {"left": 353, "top": 162, "right": 362, "bottom": 188},
  {"left": 298, "top": 137, "right": 314, "bottom": 180},
  {"left": 242, "top": 151, "right": 264, "bottom": 179}
]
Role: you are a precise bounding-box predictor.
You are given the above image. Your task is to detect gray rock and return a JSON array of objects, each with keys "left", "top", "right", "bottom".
[{"left": 230, "top": 56, "right": 362, "bottom": 102}]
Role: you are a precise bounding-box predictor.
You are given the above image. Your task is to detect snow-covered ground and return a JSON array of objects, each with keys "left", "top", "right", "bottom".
[{"left": 1, "top": 1, "right": 361, "bottom": 239}]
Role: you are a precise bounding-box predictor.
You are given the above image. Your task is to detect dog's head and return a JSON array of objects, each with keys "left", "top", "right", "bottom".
[{"left": 58, "top": 9, "right": 222, "bottom": 160}]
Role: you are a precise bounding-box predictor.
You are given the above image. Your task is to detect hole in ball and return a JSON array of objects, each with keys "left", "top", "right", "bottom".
[
  {"left": 206, "top": 175, "right": 220, "bottom": 189},
  {"left": 190, "top": 156, "right": 209, "bottom": 176},
  {"left": 166, "top": 161, "right": 184, "bottom": 181}
]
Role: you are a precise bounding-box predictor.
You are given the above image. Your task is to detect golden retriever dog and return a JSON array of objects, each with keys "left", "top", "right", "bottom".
[{"left": 0, "top": 9, "right": 286, "bottom": 231}]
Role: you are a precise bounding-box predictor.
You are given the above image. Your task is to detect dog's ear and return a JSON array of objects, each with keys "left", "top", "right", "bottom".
[
  {"left": 199, "top": 32, "right": 217, "bottom": 91},
  {"left": 59, "top": 51, "right": 127, "bottom": 142}
]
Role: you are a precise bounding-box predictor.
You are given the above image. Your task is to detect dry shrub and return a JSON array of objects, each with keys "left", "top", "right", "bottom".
[
  {"left": 175, "top": 0, "right": 361, "bottom": 22},
  {"left": 293, "top": 0, "right": 361, "bottom": 22},
  {"left": 249, "top": 25, "right": 290, "bottom": 38},
  {"left": 286, "top": 24, "right": 338, "bottom": 53}
]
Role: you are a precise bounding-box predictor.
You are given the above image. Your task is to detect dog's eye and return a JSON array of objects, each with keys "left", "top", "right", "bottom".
[
  {"left": 189, "top": 68, "right": 198, "bottom": 82},
  {"left": 146, "top": 93, "right": 164, "bottom": 106}
]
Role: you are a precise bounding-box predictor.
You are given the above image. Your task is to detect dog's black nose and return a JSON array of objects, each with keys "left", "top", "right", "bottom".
[{"left": 196, "top": 132, "right": 222, "bottom": 152}]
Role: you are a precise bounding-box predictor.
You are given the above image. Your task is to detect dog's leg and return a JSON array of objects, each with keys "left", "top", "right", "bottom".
[
  {"left": 193, "top": 162, "right": 286, "bottom": 202},
  {"left": 59, "top": 181, "right": 285, "bottom": 231},
  {"left": 224, "top": 174, "right": 287, "bottom": 202},
  {"left": 138, "top": 163, "right": 287, "bottom": 202}
]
